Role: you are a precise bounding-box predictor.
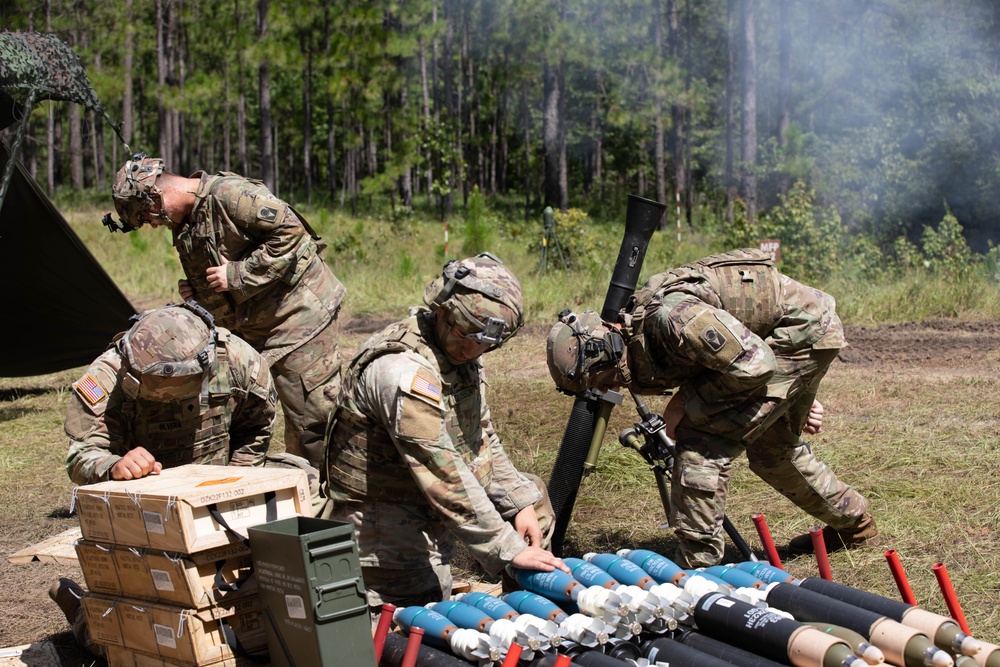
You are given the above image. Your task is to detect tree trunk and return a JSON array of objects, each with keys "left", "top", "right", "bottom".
[
  {"left": 542, "top": 60, "right": 561, "bottom": 209},
  {"left": 302, "top": 30, "right": 313, "bottom": 206},
  {"left": 69, "top": 102, "right": 83, "bottom": 189},
  {"left": 741, "top": 0, "right": 758, "bottom": 223},
  {"left": 725, "top": 0, "right": 737, "bottom": 225},
  {"left": 778, "top": 0, "right": 791, "bottom": 149},
  {"left": 654, "top": 0, "right": 667, "bottom": 209},
  {"left": 324, "top": 3, "right": 336, "bottom": 197},
  {"left": 420, "top": 38, "right": 432, "bottom": 201},
  {"left": 258, "top": 0, "right": 273, "bottom": 188},
  {"left": 156, "top": 0, "right": 171, "bottom": 165},
  {"left": 122, "top": 0, "right": 134, "bottom": 150}
]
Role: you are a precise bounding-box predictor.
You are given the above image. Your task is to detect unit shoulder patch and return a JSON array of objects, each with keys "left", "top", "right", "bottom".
[
  {"left": 684, "top": 309, "right": 743, "bottom": 369},
  {"left": 257, "top": 205, "right": 278, "bottom": 222}
]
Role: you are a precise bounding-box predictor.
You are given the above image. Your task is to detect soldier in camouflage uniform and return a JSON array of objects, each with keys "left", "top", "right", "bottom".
[
  {"left": 54, "top": 303, "right": 277, "bottom": 656},
  {"left": 64, "top": 302, "right": 276, "bottom": 485},
  {"left": 546, "top": 249, "right": 877, "bottom": 567},
  {"left": 324, "top": 253, "right": 568, "bottom": 609},
  {"left": 104, "top": 154, "right": 346, "bottom": 467}
]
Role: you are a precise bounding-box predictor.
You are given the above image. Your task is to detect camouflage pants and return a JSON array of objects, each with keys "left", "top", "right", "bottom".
[
  {"left": 270, "top": 314, "right": 342, "bottom": 468},
  {"left": 348, "top": 473, "right": 555, "bottom": 609},
  {"left": 671, "top": 347, "right": 868, "bottom": 568}
]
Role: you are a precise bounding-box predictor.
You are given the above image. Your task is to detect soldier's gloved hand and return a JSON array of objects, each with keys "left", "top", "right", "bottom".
[
  {"left": 178, "top": 279, "right": 195, "bottom": 301},
  {"left": 111, "top": 446, "right": 163, "bottom": 481},
  {"left": 803, "top": 399, "right": 824, "bottom": 435},
  {"left": 513, "top": 505, "right": 543, "bottom": 546},
  {"left": 206, "top": 256, "right": 230, "bottom": 292},
  {"left": 511, "top": 546, "right": 571, "bottom": 574}
]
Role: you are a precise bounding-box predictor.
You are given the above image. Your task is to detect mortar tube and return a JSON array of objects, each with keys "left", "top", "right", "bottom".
[
  {"left": 605, "top": 637, "right": 643, "bottom": 662},
  {"left": 752, "top": 513, "right": 784, "bottom": 568},
  {"left": 811, "top": 527, "right": 833, "bottom": 581},
  {"left": 691, "top": 591, "right": 859, "bottom": 667},
  {"left": 767, "top": 583, "right": 954, "bottom": 667},
  {"left": 805, "top": 622, "right": 886, "bottom": 664},
  {"left": 583, "top": 398, "right": 616, "bottom": 475},
  {"left": 932, "top": 563, "right": 972, "bottom": 635},
  {"left": 672, "top": 630, "right": 791, "bottom": 667},
  {"left": 380, "top": 631, "right": 471, "bottom": 667},
  {"left": 374, "top": 603, "right": 397, "bottom": 663},
  {"left": 799, "top": 577, "right": 984, "bottom": 659},
  {"left": 885, "top": 550, "right": 918, "bottom": 606}
]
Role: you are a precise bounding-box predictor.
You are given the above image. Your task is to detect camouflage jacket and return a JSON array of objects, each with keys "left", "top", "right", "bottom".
[
  {"left": 174, "top": 172, "right": 346, "bottom": 364},
  {"left": 620, "top": 249, "right": 846, "bottom": 442},
  {"left": 65, "top": 330, "right": 277, "bottom": 486},
  {"left": 326, "top": 311, "right": 540, "bottom": 573}
]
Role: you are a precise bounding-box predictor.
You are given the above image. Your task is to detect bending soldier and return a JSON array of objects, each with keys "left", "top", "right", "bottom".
[
  {"left": 55, "top": 303, "right": 278, "bottom": 655},
  {"left": 546, "top": 248, "right": 878, "bottom": 568},
  {"left": 104, "top": 155, "right": 345, "bottom": 466},
  {"left": 324, "top": 253, "right": 568, "bottom": 610}
]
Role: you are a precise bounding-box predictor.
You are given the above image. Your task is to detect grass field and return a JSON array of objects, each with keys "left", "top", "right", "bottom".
[{"left": 2, "top": 202, "right": 1000, "bottom": 651}]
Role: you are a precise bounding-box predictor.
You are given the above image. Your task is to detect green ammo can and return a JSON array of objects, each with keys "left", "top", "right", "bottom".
[{"left": 248, "top": 517, "right": 377, "bottom": 667}]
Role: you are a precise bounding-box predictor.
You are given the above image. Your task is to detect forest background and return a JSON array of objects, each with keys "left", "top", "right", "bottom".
[{"left": 5, "top": 0, "right": 1000, "bottom": 308}]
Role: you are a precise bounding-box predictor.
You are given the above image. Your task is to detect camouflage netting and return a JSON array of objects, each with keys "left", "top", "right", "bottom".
[{"left": 0, "top": 31, "right": 104, "bottom": 112}]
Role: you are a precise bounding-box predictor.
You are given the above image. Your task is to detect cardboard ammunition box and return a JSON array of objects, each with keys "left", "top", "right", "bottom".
[
  {"left": 105, "top": 645, "right": 269, "bottom": 667},
  {"left": 82, "top": 593, "right": 267, "bottom": 666},
  {"left": 76, "top": 540, "right": 255, "bottom": 608},
  {"left": 73, "top": 465, "right": 311, "bottom": 553},
  {"left": 248, "top": 517, "right": 376, "bottom": 667}
]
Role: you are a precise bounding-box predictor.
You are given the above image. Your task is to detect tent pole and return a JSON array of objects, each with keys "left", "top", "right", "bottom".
[{"left": 0, "top": 86, "right": 37, "bottom": 214}]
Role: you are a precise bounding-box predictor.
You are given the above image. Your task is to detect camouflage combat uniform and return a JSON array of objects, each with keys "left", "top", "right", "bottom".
[
  {"left": 619, "top": 249, "right": 869, "bottom": 567},
  {"left": 65, "top": 328, "right": 276, "bottom": 486},
  {"left": 324, "top": 311, "right": 552, "bottom": 607},
  {"left": 174, "top": 172, "right": 346, "bottom": 466}
]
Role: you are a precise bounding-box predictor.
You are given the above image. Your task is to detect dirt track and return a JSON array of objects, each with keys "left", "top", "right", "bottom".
[{"left": 3, "top": 318, "right": 999, "bottom": 659}]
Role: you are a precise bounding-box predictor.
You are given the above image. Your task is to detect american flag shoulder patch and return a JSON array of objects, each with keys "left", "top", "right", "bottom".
[
  {"left": 76, "top": 374, "right": 108, "bottom": 406},
  {"left": 410, "top": 369, "right": 442, "bottom": 403}
]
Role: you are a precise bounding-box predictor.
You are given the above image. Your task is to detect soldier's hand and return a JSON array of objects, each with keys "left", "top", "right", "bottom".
[
  {"left": 206, "top": 256, "right": 230, "bottom": 292},
  {"left": 110, "top": 447, "right": 162, "bottom": 480},
  {"left": 513, "top": 505, "right": 543, "bottom": 546},
  {"left": 662, "top": 392, "right": 685, "bottom": 440},
  {"left": 803, "top": 399, "right": 824, "bottom": 435},
  {"left": 511, "top": 546, "right": 570, "bottom": 574},
  {"left": 178, "top": 279, "right": 195, "bottom": 301}
]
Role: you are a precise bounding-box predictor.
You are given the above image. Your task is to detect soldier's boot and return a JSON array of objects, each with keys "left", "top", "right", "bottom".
[
  {"left": 787, "top": 514, "right": 881, "bottom": 555},
  {"left": 49, "top": 578, "right": 85, "bottom": 625}
]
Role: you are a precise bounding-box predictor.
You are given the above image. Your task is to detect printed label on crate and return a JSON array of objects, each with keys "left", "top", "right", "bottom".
[
  {"left": 228, "top": 498, "right": 256, "bottom": 521},
  {"left": 150, "top": 569, "right": 175, "bottom": 592},
  {"left": 285, "top": 595, "right": 306, "bottom": 620},
  {"left": 153, "top": 624, "right": 177, "bottom": 649},
  {"left": 143, "top": 511, "right": 165, "bottom": 535}
]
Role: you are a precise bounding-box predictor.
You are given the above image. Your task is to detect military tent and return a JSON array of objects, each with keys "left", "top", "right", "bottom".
[{"left": 1, "top": 31, "right": 135, "bottom": 376}]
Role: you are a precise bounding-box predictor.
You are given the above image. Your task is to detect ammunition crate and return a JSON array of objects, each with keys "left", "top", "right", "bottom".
[
  {"left": 76, "top": 540, "right": 255, "bottom": 608},
  {"left": 82, "top": 593, "right": 267, "bottom": 666},
  {"left": 248, "top": 517, "right": 376, "bottom": 667},
  {"left": 105, "top": 645, "right": 269, "bottom": 667},
  {"left": 73, "top": 465, "right": 311, "bottom": 553}
]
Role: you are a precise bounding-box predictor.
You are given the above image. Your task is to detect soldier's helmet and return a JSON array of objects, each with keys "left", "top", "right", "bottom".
[
  {"left": 546, "top": 309, "right": 625, "bottom": 394},
  {"left": 103, "top": 153, "right": 166, "bottom": 232},
  {"left": 119, "top": 303, "right": 218, "bottom": 401},
  {"left": 423, "top": 252, "right": 524, "bottom": 347}
]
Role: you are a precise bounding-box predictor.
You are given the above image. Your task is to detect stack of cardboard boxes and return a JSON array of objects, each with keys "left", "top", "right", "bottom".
[{"left": 71, "top": 464, "right": 313, "bottom": 667}]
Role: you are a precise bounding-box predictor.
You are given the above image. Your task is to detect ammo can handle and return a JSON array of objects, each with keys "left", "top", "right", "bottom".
[{"left": 314, "top": 578, "right": 368, "bottom": 622}]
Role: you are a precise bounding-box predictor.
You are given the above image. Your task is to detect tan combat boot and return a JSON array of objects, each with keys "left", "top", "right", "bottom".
[
  {"left": 48, "top": 577, "right": 85, "bottom": 624},
  {"left": 787, "top": 514, "right": 881, "bottom": 555}
]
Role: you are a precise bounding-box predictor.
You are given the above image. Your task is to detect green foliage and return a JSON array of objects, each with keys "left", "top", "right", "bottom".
[
  {"left": 918, "top": 205, "right": 976, "bottom": 278},
  {"left": 461, "top": 186, "right": 496, "bottom": 255}
]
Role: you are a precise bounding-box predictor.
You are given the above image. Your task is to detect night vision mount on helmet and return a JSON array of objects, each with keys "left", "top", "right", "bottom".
[{"left": 423, "top": 252, "right": 524, "bottom": 347}]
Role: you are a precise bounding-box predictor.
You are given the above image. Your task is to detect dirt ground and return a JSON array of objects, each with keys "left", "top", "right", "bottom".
[{"left": 2, "top": 318, "right": 998, "bottom": 664}]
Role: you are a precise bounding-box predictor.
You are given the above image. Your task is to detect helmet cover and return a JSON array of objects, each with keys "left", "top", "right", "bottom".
[{"left": 546, "top": 309, "right": 624, "bottom": 393}]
